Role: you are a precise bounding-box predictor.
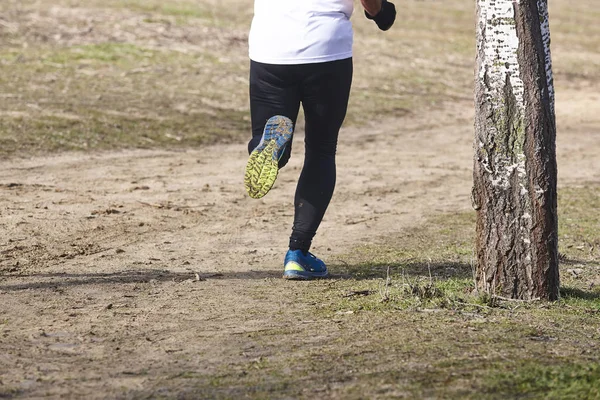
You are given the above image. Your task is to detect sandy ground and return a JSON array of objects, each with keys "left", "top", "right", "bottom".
[{"left": 1, "top": 86, "right": 599, "bottom": 397}]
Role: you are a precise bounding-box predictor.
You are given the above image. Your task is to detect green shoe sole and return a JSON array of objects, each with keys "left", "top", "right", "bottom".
[{"left": 244, "top": 116, "right": 293, "bottom": 199}]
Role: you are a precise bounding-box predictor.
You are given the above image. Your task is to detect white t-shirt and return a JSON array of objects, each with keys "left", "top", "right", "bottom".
[{"left": 249, "top": 0, "right": 354, "bottom": 64}]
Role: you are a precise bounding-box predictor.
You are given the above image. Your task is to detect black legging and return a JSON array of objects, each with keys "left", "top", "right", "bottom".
[{"left": 248, "top": 58, "right": 353, "bottom": 253}]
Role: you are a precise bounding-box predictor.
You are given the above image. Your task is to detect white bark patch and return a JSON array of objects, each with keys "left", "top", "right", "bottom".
[
  {"left": 478, "top": 0, "right": 524, "bottom": 110},
  {"left": 477, "top": 0, "right": 526, "bottom": 190}
]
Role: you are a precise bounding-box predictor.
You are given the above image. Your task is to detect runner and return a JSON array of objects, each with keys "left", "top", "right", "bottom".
[{"left": 244, "top": 0, "right": 396, "bottom": 279}]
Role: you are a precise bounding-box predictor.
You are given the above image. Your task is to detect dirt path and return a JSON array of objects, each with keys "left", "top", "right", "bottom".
[{"left": 1, "top": 91, "right": 599, "bottom": 397}]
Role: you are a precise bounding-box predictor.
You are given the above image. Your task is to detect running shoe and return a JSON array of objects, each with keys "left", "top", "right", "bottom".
[
  {"left": 244, "top": 115, "right": 293, "bottom": 199},
  {"left": 283, "top": 249, "right": 329, "bottom": 280}
]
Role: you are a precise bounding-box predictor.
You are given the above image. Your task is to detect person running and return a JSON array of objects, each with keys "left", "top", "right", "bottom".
[{"left": 244, "top": 0, "right": 396, "bottom": 280}]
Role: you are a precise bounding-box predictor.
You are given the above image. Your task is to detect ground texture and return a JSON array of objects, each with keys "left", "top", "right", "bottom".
[{"left": 1, "top": 0, "right": 599, "bottom": 398}]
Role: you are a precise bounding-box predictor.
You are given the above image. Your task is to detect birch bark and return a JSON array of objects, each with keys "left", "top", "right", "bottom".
[{"left": 473, "top": 0, "right": 559, "bottom": 300}]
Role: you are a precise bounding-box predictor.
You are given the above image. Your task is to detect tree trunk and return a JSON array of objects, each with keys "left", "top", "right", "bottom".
[{"left": 472, "top": 0, "right": 559, "bottom": 300}]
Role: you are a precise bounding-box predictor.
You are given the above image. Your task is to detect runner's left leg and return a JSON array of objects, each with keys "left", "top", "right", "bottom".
[{"left": 288, "top": 58, "right": 353, "bottom": 253}]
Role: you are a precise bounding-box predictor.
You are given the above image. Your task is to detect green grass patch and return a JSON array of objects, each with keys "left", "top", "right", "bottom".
[
  {"left": 88, "top": 0, "right": 252, "bottom": 27},
  {"left": 87, "top": 0, "right": 210, "bottom": 20},
  {"left": 45, "top": 43, "right": 158, "bottom": 66},
  {"left": 0, "top": 42, "right": 249, "bottom": 156},
  {"left": 559, "top": 186, "right": 600, "bottom": 258},
  {"left": 482, "top": 361, "right": 600, "bottom": 399},
  {"left": 0, "top": 109, "right": 246, "bottom": 154}
]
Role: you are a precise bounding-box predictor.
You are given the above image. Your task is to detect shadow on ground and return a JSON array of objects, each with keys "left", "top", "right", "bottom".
[
  {"left": 3, "top": 262, "right": 598, "bottom": 303},
  {"left": 560, "top": 287, "right": 600, "bottom": 301},
  {"left": 1, "top": 260, "right": 471, "bottom": 292},
  {"left": 331, "top": 260, "right": 474, "bottom": 281},
  {"left": 0, "top": 269, "right": 283, "bottom": 291}
]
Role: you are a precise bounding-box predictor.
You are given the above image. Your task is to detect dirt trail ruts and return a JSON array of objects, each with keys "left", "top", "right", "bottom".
[{"left": 0, "top": 93, "right": 599, "bottom": 397}]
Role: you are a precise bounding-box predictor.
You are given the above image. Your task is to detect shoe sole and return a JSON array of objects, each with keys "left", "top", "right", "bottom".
[
  {"left": 244, "top": 116, "right": 293, "bottom": 199},
  {"left": 282, "top": 270, "right": 329, "bottom": 280}
]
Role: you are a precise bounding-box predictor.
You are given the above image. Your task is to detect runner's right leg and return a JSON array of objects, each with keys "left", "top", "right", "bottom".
[
  {"left": 246, "top": 61, "right": 301, "bottom": 198},
  {"left": 245, "top": 115, "right": 294, "bottom": 199},
  {"left": 248, "top": 62, "right": 301, "bottom": 168}
]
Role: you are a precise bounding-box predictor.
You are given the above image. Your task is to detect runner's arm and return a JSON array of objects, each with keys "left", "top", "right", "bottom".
[
  {"left": 362, "top": 0, "right": 396, "bottom": 31},
  {"left": 361, "top": 0, "right": 382, "bottom": 17}
]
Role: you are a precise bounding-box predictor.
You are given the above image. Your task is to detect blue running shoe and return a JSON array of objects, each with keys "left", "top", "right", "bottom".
[
  {"left": 283, "top": 249, "right": 329, "bottom": 280},
  {"left": 244, "top": 115, "right": 293, "bottom": 199}
]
